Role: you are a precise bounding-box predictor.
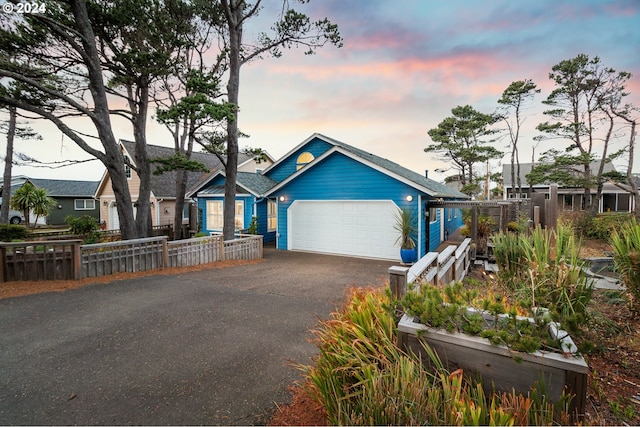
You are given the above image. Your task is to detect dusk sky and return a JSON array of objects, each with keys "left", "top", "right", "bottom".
[{"left": 3, "top": 0, "right": 640, "bottom": 183}]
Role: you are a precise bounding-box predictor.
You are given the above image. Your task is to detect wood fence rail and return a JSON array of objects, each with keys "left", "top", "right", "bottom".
[
  {"left": 0, "top": 234, "right": 263, "bottom": 283},
  {"left": 389, "top": 238, "right": 472, "bottom": 299}
]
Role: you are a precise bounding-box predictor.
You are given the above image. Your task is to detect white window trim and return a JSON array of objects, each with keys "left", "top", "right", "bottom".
[
  {"left": 267, "top": 200, "right": 277, "bottom": 232},
  {"left": 74, "top": 199, "right": 96, "bottom": 210},
  {"left": 206, "top": 200, "right": 223, "bottom": 230}
]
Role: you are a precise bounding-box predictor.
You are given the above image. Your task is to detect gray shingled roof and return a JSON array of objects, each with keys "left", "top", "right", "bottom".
[
  {"left": 121, "top": 141, "right": 253, "bottom": 198},
  {"left": 29, "top": 178, "right": 99, "bottom": 197},
  {"left": 237, "top": 172, "right": 278, "bottom": 195},
  {"left": 319, "top": 134, "right": 469, "bottom": 199}
]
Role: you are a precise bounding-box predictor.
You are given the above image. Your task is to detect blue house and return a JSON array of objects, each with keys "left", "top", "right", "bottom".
[{"left": 189, "top": 133, "right": 468, "bottom": 261}]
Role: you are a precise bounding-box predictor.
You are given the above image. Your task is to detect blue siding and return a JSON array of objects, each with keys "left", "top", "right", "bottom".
[
  {"left": 444, "top": 208, "right": 464, "bottom": 238},
  {"left": 274, "top": 152, "right": 420, "bottom": 250},
  {"left": 253, "top": 199, "right": 276, "bottom": 243},
  {"left": 428, "top": 210, "right": 441, "bottom": 252},
  {"left": 266, "top": 137, "right": 333, "bottom": 182},
  {"left": 196, "top": 194, "right": 255, "bottom": 234}
]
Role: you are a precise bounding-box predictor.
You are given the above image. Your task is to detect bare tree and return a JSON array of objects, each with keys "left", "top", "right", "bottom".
[{"left": 497, "top": 79, "right": 539, "bottom": 198}]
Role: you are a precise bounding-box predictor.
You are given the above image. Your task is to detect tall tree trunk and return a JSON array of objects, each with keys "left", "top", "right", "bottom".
[
  {"left": 510, "top": 145, "right": 516, "bottom": 199},
  {"left": 1, "top": 106, "right": 16, "bottom": 223},
  {"left": 71, "top": 0, "right": 138, "bottom": 239},
  {"left": 129, "top": 83, "right": 152, "bottom": 238},
  {"left": 584, "top": 166, "right": 593, "bottom": 213},
  {"left": 223, "top": 0, "right": 242, "bottom": 241},
  {"left": 626, "top": 120, "right": 639, "bottom": 218},
  {"left": 593, "top": 110, "right": 615, "bottom": 215}
]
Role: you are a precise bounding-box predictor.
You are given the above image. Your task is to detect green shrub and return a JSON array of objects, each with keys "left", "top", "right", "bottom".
[
  {"left": 247, "top": 216, "right": 258, "bottom": 235},
  {"left": 66, "top": 215, "right": 99, "bottom": 235},
  {"left": 0, "top": 224, "right": 28, "bottom": 242},
  {"left": 611, "top": 217, "right": 640, "bottom": 315},
  {"left": 66, "top": 215, "right": 101, "bottom": 244},
  {"left": 193, "top": 231, "right": 207, "bottom": 238},
  {"left": 587, "top": 213, "right": 632, "bottom": 240}
]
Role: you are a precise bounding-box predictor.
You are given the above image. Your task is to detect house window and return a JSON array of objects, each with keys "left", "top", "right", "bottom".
[
  {"left": 429, "top": 207, "right": 438, "bottom": 224},
  {"left": 235, "top": 201, "right": 244, "bottom": 229},
  {"left": 74, "top": 199, "right": 95, "bottom": 210},
  {"left": 124, "top": 155, "right": 132, "bottom": 179},
  {"left": 207, "top": 200, "right": 245, "bottom": 230},
  {"left": 447, "top": 208, "right": 452, "bottom": 221},
  {"left": 267, "top": 200, "right": 277, "bottom": 231},
  {"left": 206, "top": 200, "right": 223, "bottom": 229},
  {"left": 296, "top": 152, "right": 314, "bottom": 170}
]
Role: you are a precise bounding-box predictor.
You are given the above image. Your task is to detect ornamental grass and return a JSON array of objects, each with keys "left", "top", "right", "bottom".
[
  {"left": 491, "top": 223, "right": 593, "bottom": 334},
  {"left": 300, "top": 286, "right": 570, "bottom": 425},
  {"left": 611, "top": 216, "right": 640, "bottom": 315}
]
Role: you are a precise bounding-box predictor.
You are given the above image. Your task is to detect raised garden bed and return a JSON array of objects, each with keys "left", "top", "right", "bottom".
[{"left": 397, "top": 308, "right": 588, "bottom": 419}]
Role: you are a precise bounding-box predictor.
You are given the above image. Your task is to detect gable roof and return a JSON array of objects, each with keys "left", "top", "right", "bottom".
[
  {"left": 118, "top": 140, "right": 254, "bottom": 199},
  {"left": 28, "top": 178, "right": 99, "bottom": 197},
  {"left": 188, "top": 170, "right": 278, "bottom": 198},
  {"left": 264, "top": 133, "right": 468, "bottom": 199},
  {"left": 503, "top": 161, "right": 618, "bottom": 188},
  {"left": 0, "top": 177, "right": 98, "bottom": 198}
]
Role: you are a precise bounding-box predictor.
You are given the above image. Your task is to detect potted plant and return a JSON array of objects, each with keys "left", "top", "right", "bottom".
[{"left": 394, "top": 208, "right": 417, "bottom": 264}]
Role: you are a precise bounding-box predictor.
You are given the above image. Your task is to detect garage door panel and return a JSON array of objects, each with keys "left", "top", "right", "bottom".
[{"left": 288, "top": 200, "right": 399, "bottom": 260}]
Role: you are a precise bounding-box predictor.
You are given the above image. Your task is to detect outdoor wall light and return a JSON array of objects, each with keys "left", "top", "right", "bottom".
[
  {"left": 406, "top": 195, "right": 413, "bottom": 202},
  {"left": 279, "top": 196, "right": 286, "bottom": 202},
  {"left": 103, "top": 200, "right": 108, "bottom": 206}
]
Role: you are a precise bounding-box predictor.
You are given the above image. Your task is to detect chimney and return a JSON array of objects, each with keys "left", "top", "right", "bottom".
[{"left": 425, "top": 170, "right": 429, "bottom": 179}]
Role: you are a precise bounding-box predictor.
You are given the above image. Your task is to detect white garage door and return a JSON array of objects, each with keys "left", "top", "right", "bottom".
[{"left": 288, "top": 200, "right": 399, "bottom": 260}]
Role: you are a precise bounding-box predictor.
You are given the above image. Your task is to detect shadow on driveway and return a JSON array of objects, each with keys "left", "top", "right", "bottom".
[{"left": 0, "top": 247, "right": 396, "bottom": 425}]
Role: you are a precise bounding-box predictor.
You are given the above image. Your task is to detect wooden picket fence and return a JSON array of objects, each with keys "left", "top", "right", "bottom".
[
  {"left": 389, "top": 238, "right": 472, "bottom": 298},
  {"left": 0, "top": 234, "right": 263, "bottom": 282}
]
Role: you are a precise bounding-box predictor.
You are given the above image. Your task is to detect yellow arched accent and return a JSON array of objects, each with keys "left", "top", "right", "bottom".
[{"left": 296, "top": 152, "right": 315, "bottom": 170}]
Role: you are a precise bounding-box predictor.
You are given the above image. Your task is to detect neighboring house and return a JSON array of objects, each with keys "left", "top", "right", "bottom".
[
  {"left": 0, "top": 176, "right": 99, "bottom": 225},
  {"left": 94, "top": 140, "right": 274, "bottom": 230},
  {"left": 503, "top": 162, "right": 636, "bottom": 213},
  {"left": 29, "top": 178, "right": 100, "bottom": 225},
  {"left": 189, "top": 133, "right": 469, "bottom": 261}
]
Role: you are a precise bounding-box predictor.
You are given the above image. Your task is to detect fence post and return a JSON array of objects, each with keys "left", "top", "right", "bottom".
[
  {"left": 0, "top": 246, "right": 5, "bottom": 283},
  {"left": 161, "top": 236, "right": 168, "bottom": 268},
  {"left": 389, "top": 266, "right": 409, "bottom": 299},
  {"left": 219, "top": 235, "right": 225, "bottom": 261},
  {"left": 71, "top": 240, "right": 81, "bottom": 280}
]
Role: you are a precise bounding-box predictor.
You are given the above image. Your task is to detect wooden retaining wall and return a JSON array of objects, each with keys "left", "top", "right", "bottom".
[{"left": 389, "top": 237, "right": 587, "bottom": 420}]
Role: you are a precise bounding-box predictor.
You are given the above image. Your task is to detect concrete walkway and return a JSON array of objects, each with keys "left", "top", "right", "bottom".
[{"left": 0, "top": 247, "right": 396, "bottom": 425}]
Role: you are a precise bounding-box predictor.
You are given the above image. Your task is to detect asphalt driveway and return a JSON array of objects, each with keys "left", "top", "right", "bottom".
[{"left": 0, "top": 247, "right": 396, "bottom": 425}]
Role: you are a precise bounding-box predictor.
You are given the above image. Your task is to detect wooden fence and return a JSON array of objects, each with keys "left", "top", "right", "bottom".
[
  {"left": 0, "top": 240, "right": 82, "bottom": 282},
  {"left": 81, "top": 237, "right": 167, "bottom": 278},
  {"left": 167, "top": 235, "right": 222, "bottom": 268},
  {"left": 0, "top": 234, "right": 263, "bottom": 282},
  {"left": 389, "top": 238, "right": 472, "bottom": 299}
]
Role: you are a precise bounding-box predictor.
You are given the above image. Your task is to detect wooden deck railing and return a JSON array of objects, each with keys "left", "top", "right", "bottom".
[
  {"left": 389, "top": 238, "right": 472, "bottom": 299},
  {"left": 0, "top": 234, "right": 263, "bottom": 283}
]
